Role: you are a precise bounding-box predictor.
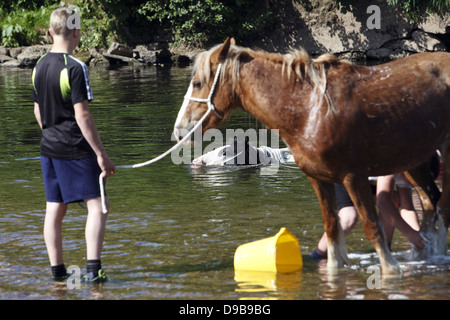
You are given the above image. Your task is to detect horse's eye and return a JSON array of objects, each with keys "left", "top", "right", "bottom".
[{"left": 193, "top": 81, "right": 202, "bottom": 89}]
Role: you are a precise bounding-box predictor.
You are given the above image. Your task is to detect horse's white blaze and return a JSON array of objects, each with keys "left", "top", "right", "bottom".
[{"left": 173, "top": 82, "right": 194, "bottom": 141}]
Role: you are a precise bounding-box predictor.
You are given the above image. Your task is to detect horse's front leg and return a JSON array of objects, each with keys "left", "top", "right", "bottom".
[
  {"left": 343, "top": 173, "right": 402, "bottom": 275},
  {"left": 308, "top": 177, "right": 349, "bottom": 270}
]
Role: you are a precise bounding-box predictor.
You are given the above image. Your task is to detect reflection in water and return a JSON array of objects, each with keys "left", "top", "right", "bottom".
[
  {"left": 235, "top": 270, "right": 303, "bottom": 299},
  {"left": 191, "top": 165, "right": 267, "bottom": 188}
]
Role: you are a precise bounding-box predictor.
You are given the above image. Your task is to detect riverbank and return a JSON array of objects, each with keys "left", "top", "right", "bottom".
[
  {"left": 1, "top": 25, "right": 447, "bottom": 69},
  {"left": 0, "top": 42, "right": 200, "bottom": 68}
]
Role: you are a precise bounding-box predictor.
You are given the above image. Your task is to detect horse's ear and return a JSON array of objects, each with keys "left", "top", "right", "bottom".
[{"left": 212, "top": 37, "right": 233, "bottom": 64}]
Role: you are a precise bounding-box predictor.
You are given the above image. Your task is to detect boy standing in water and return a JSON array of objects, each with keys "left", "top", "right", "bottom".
[{"left": 32, "top": 7, "right": 115, "bottom": 282}]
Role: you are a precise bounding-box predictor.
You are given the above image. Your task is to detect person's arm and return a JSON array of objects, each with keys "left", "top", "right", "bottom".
[
  {"left": 34, "top": 102, "right": 42, "bottom": 129},
  {"left": 74, "top": 100, "right": 115, "bottom": 177}
]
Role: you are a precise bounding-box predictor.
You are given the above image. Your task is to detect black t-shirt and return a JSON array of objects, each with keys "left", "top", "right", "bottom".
[{"left": 32, "top": 52, "right": 95, "bottom": 160}]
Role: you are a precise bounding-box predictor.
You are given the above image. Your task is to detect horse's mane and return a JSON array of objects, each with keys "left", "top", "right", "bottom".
[{"left": 193, "top": 44, "right": 351, "bottom": 115}]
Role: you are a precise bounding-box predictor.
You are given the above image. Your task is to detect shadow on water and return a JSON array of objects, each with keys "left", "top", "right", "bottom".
[{"left": 0, "top": 65, "right": 449, "bottom": 300}]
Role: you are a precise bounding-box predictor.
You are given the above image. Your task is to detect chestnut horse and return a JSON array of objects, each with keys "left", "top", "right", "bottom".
[{"left": 173, "top": 38, "right": 450, "bottom": 274}]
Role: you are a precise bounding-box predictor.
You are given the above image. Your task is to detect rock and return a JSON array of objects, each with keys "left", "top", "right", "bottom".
[
  {"left": 73, "top": 51, "right": 93, "bottom": 64},
  {"left": 400, "top": 39, "right": 425, "bottom": 53},
  {"left": 89, "top": 48, "right": 103, "bottom": 58},
  {"left": 366, "top": 48, "right": 392, "bottom": 60},
  {"left": 133, "top": 44, "right": 172, "bottom": 65},
  {"left": 107, "top": 42, "right": 133, "bottom": 58},
  {"left": 133, "top": 45, "right": 157, "bottom": 64},
  {"left": 2, "top": 59, "right": 20, "bottom": 68},
  {"left": 156, "top": 48, "right": 172, "bottom": 64},
  {"left": 335, "top": 51, "right": 366, "bottom": 62},
  {"left": 0, "top": 46, "right": 10, "bottom": 56},
  {"left": 9, "top": 47, "right": 23, "bottom": 59},
  {"left": 0, "top": 54, "right": 14, "bottom": 63},
  {"left": 382, "top": 39, "right": 402, "bottom": 51},
  {"left": 418, "top": 14, "right": 450, "bottom": 34},
  {"left": 250, "top": 0, "right": 449, "bottom": 58},
  {"left": 90, "top": 55, "right": 110, "bottom": 67},
  {"left": 411, "top": 30, "right": 447, "bottom": 52},
  {"left": 176, "top": 55, "right": 191, "bottom": 67},
  {"left": 388, "top": 50, "right": 411, "bottom": 60},
  {"left": 103, "top": 53, "right": 138, "bottom": 65},
  {"left": 17, "top": 45, "right": 49, "bottom": 67}
]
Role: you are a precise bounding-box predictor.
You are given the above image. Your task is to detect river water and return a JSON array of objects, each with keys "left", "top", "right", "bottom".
[{"left": 0, "top": 64, "right": 449, "bottom": 300}]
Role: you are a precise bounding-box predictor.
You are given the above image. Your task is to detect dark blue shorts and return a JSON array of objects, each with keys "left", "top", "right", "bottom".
[{"left": 41, "top": 156, "right": 101, "bottom": 204}]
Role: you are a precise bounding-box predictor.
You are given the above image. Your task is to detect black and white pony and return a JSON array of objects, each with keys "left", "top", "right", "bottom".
[{"left": 191, "top": 136, "right": 295, "bottom": 167}]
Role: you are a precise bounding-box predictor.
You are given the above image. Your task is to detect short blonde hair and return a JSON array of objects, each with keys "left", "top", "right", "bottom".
[{"left": 50, "top": 7, "right": 80, "bottom": 37}]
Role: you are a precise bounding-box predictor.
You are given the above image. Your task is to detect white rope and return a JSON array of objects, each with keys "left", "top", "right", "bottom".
[
  {"left": 100, "top": 64, "right": 223, "bottom": 214},
  {"left": 99, "top": 108, "right": 210, "bottom": 213}
]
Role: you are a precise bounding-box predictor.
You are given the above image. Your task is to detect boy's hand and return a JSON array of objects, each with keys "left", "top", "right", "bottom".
[{"left": 98, "top": 153, "right": 115, "bottom": 178}]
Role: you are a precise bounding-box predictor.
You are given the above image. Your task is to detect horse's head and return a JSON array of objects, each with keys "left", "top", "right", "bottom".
[
  {"left": 191, "top": 136, "right": 262, "bottom": 167},
  {"left": 173, "top": 37, "right": 238, "bottom": 144}
]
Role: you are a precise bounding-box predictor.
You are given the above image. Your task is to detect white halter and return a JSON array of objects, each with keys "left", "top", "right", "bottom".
[{"left": 184, "top": 63, "right": 223, "bottom": 119}]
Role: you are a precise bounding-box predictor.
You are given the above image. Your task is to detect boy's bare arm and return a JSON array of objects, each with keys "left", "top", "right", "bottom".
[
  {"left": 74, "top": 100, "right": 115, "bottom": 177},
  {"left": 34, "top": 102, "right": 43, "bottom": 129}
]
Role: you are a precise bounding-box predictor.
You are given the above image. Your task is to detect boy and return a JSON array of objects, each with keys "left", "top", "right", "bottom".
[{"left": 32, "top": 7, "right": 115, "bottom": 282}]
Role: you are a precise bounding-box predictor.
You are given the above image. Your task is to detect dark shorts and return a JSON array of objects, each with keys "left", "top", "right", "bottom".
[
  {"left": 334, "top": 183, "right": 376, "bottom": 210},
  {"left": 41, "top": 156, "right": 101, "bottom": 204}
]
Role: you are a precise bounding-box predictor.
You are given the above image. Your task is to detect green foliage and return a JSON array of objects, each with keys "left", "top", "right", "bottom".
[
  {"left": 138, "top": 0, "right": 275, "bottom": 46},
  {"left": 334, "top": 0, "right": 450, "bottom": 22},
  {"left": 1, "top": 24, "right": 25, "bottom": 47},
  {"left": 139, "top": 0, "right": 223, "bottom": 45},
  {"left": 0, "top": 0, "right": 57, "bottom": 13},
  {"left": 387, "top": 0, "right": 450, "bottom": 21},
  {"left": 74, "top": 0, "right": 120, "bottom": 49},
  {"left": 1, "top": 4, "right": 59, "bottom": 47},
  {"left": 74, "top": 0, "right": 149, "bottom": 49}
]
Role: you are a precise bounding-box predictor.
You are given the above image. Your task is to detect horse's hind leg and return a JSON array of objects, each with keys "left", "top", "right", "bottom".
[
  {"left": 343, "top": 173, "right": 401, "bottom": 275},
  {"left": 308, "top": 177, "right": 349, "bottom": 270},
  {"left": 436, "top": 141, "right": 450, "bottom": 255},
  {"left": 403, "top": 159, "right": 441, "bottom": 257}
]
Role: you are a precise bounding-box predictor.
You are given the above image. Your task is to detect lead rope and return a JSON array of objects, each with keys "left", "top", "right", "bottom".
[{"left": 99, "top": 63, "right": 223, "bottom": 213}]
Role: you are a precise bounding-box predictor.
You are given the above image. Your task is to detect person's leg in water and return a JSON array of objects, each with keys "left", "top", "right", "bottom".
[
  {"left": 83, "top": 197, "right": 109, "bottom": 282},
  {"left": 44, "top": 202, "right": 68, "bottom": 280}
]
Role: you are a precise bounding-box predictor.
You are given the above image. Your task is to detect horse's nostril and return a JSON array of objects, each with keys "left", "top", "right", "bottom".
[{"left": 179, "top": 135, "right": 183, "bottom": 141}]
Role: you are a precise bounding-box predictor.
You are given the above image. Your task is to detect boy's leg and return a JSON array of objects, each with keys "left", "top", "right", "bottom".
[
  {"left": 85, "top": 197, "right": 108, "bottom": 260},
  {"left": 44, "top": 202, "right": 67, "bottom": 267},
  {"left": 84, "top": 196, "right": 108, "bottom": 281}
]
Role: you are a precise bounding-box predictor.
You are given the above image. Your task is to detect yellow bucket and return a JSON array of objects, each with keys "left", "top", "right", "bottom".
[{"left": 234, "top": 227, "right": 303, "bottom": 273}]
